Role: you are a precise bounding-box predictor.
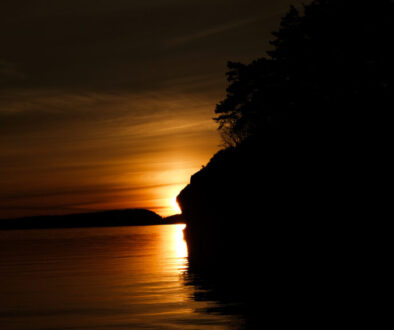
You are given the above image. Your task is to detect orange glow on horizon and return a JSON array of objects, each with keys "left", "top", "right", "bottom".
[
  {"left": 170, "top": 196, "right": 181, "bottom": 214},
  {"left": 0, "top": 96, "right": 219, "bottom": 219},
  {"left": 149, "top": 182, "right": 186, "bottom": 217}
]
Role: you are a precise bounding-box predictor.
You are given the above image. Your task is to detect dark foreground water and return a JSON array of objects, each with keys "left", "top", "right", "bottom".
[{"left": 0, "top": 225, "right": 244, "bottom": 329}]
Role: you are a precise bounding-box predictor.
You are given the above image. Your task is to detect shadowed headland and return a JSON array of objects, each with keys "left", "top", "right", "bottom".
[{"left": 177, "top": 0, "right": 392, "bottom": 326}]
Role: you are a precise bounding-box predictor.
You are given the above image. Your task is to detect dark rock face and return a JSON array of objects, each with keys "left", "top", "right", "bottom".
[
  {"left": 177, "top": 137, "right": 372, "bottom": 326},
  {"left": 178, "top": 130, "right": 351, "bottom": 250},
  {"left": 179, "top": 138, "right": 314, "bottom": 265}
]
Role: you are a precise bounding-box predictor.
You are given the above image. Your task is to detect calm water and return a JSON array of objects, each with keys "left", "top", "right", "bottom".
[{"left": 0, "top": 225, "right": 243, "bottom": 329}]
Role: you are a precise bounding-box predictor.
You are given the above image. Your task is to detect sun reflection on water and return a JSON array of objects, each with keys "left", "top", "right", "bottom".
[
  {"left": 175, "top": 224, "right": 187, "bottom": 258},
  {"left": 173, "top": 224, "right": 188, "bottom": 273}
]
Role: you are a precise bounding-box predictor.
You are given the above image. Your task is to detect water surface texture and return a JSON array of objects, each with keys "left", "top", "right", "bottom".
[{"left": 0, "top": 225, "right": 242, "bottom": 329}]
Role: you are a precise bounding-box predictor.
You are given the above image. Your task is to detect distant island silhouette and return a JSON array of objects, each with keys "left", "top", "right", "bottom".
[{"left": 0, "top": 209, "right": 184, "bottom": 230}]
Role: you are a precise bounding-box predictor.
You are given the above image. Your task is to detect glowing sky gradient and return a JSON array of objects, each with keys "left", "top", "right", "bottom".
[{"left": 0, "top": 0, "right": 304, "bottom": 218}]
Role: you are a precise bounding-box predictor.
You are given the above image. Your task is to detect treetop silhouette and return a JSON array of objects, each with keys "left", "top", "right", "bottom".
[{"left": 214, "top": 0, "right": 393, "bottom": 146}]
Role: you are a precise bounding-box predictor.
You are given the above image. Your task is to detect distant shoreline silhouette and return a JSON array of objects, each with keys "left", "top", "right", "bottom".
[{"left": 0, "top": 209, "right": 184, "bottom": 230}]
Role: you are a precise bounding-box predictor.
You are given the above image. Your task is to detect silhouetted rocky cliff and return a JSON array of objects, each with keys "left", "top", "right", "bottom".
[
  {"left": 177, "top": 135, "right": 335, "bottom": 268},
  {"left": 177, "top": 1, "right": 392, "bottom": 324},
  {"left": 177, "top": 0, "right": 392, "bottom": 269}
]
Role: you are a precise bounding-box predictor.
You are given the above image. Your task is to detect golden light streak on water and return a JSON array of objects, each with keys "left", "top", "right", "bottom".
[
  {"left": 0, "top": 225, "right": 242, "bottom": 329},
  {"left": 165, "top": 224, "right": 188, "bottom": 274},
  {"left": 174, "top": 224, "right": 187, "bottom": 259}
]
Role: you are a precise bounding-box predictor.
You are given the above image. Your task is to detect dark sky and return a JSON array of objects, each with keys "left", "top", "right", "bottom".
[{"left": 0, "top": 0, "right": 304, "bottom": 218}]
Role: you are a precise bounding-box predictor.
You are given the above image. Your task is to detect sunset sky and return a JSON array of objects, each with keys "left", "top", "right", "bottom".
[{"left": 0, "top": 0, "right": 304, "bottom": 219}]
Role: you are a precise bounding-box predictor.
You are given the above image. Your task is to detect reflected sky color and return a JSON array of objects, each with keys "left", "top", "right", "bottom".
[{"left": 0, "top": 225, "right": 239, "bottom": 329}]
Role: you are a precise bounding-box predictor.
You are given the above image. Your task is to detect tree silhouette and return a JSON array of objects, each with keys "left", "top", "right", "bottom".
[{"left": 214, "top": 0, "right": 393, "bottom": 146}]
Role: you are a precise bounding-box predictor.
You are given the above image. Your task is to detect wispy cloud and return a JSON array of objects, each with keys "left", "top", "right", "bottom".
[
  {"left": 0, "top": 0, "right": 306, "bottom": 219},
  {"left": 0, "top": 87, "right": 219, "bottom": 218},
  {"left": 166, "top": 17, "right": 258, "bottom": 46}
]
